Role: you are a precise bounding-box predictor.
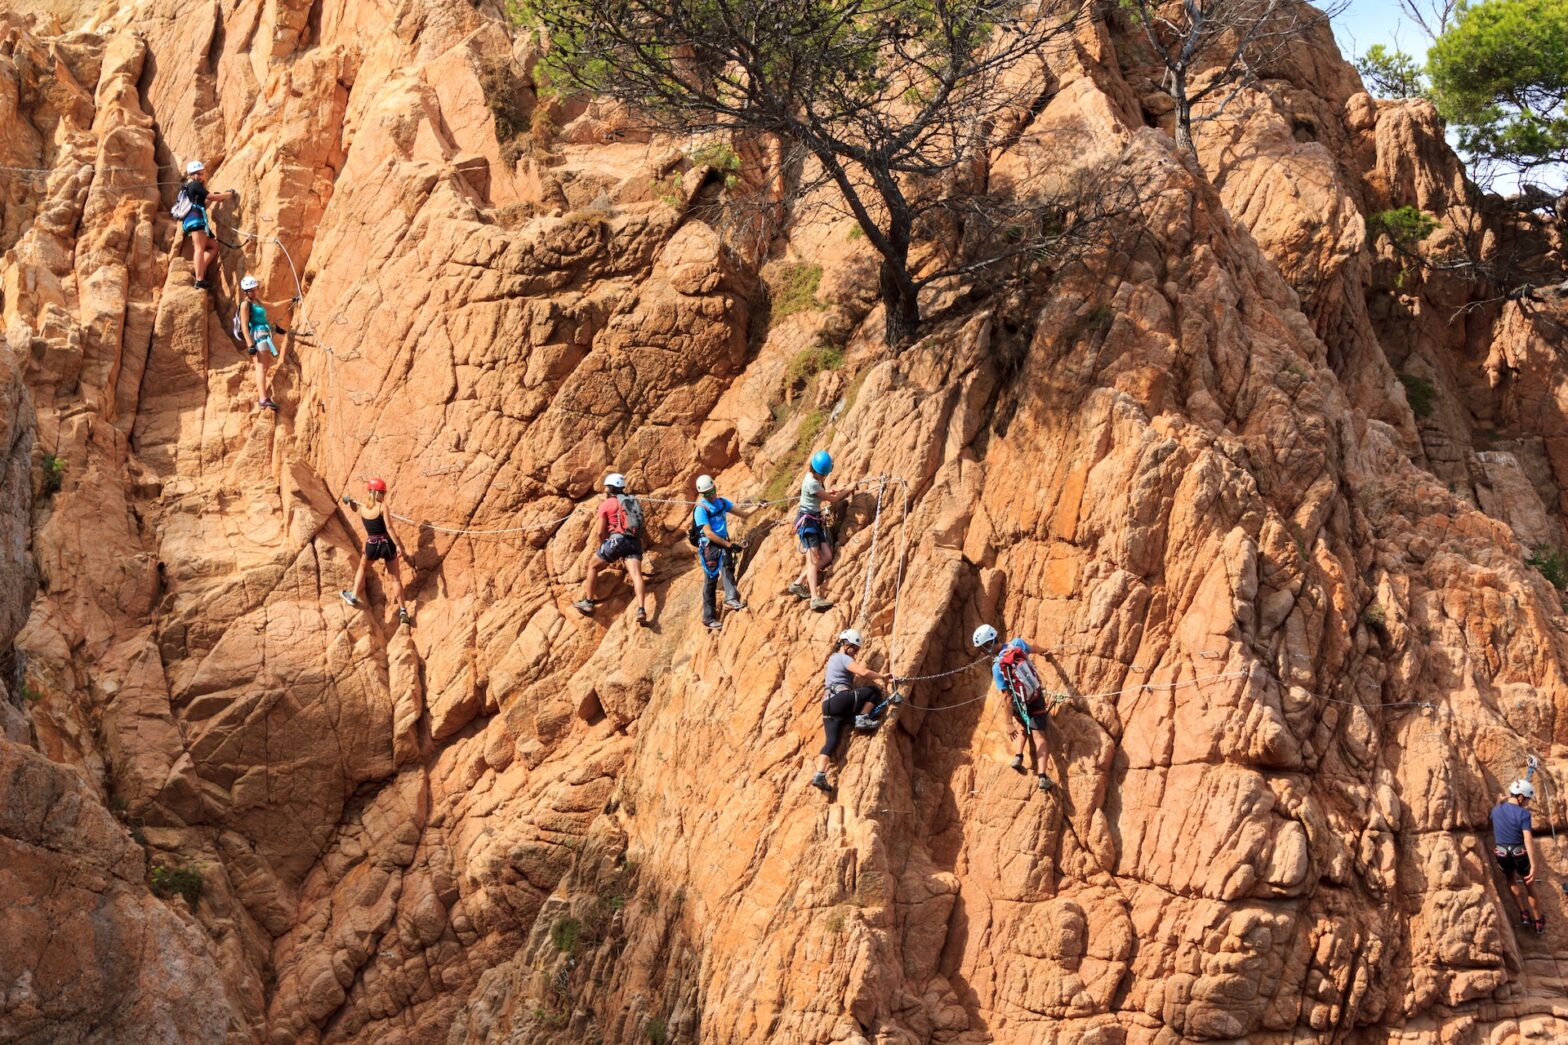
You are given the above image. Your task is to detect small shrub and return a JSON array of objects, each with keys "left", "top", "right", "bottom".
[
  {"left": 20, "top": 682, "right": 42, "bottom": 703},
  {"left": 650, "top": 173, "right": 684, "bottom": 209},
  {"left": 1527, "top": 546, "right": 1568, "bottom": 591},
  {"left": 1363, "top": 603, "right": 1387, "bottom": 628},
  {"left": 560, "top": 208, "right": 609, "bottom": 227},
  {"left": 688, "top": 141, "right": 741, "bottom": 187},
  {"left": 825, "top": 911, "right": 847, "bottom": 934},
  {"left": 1370, "top": 206, "right": 1440, "bottom": 248},
  {"left": 846, "top": 223, "right": 864, "bottom": 241},
  {"left": 1068, "top": 304, "right": 1114, "bottom": 343},
  {"left": 765, "top": 262, "right": 823, "bottom": 320},
  {"left": 1397, "top": 372, "right": 1436, "bottom": 419},
  {"left": 41, "top": 453, "right": 65, "bottom": 495},
  {"left": 150, "top": 864, "right": 202, "bottom": 907},
  {"left": 551, "top": 917, "right": 582, "bottom": 953},
  {"left": 645, "top": 1017, "right": 668, "bottom": 1044},
  {"left": 784, "top": 343, "right": 846, "bottom": 392}
]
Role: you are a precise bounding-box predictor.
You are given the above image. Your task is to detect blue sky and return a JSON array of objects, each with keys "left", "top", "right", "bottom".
[{"left": 1333, "top": 1, "right": 1428, "bottom": 58}]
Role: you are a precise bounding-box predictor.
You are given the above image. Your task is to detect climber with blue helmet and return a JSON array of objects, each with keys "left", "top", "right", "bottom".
[
  {"left": 974, "top": 623, "right": 1060, "bottom": 793},
  {"left": 1492, "top": 779, "right": 1547, "bottom": 935},
  {"left": 810, "top": 628, "right": 896, "bottom": 793},
  {"left": 787, "top": 449, "right": 848, "bottom": 612}
]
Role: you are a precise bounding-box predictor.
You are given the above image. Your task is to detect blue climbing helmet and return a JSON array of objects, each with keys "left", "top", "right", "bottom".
[{"left": 810, "top": 450, "right": 833, "bottom": 476}]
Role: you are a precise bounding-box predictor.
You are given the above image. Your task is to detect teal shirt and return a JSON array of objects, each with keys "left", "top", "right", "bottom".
[{"left": 246, "top": 300, "right": 270, "bottom": 335}]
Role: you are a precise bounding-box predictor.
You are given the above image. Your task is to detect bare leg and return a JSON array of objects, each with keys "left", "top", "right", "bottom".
[
  {"left": 384, "top": 557, "right": 407, "bottom": 606},
  {"left": 583, "top": 556, "right": 602, "bottom": 601},
  {"left": 253, "top": 357, "right": 269, "bottom": 401},
  {"left": 1031, "top": 728, "right": 1050, "bottom": 775},
  {"left": 191, "top": 230, "right": 212, "bottom": 281},
  {"left": 351, "top": 555, "right": 368, "bottom": 602},
  {"left": 628, "top": 557, "right": 647, "bottom": 611},
  {"left": 806, "top": 547, "right": 824, "bottom": 598}
]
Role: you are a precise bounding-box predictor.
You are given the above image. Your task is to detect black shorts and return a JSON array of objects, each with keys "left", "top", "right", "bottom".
[
  {"left": 1495, "top": 846, "right": 1531, "bottom": 878},
  {"left": 1013, "top": 697, "right": 1050, "bottom": 732},
  {"left": 365, "top": 536, "right": 397, "bottom": 562},
  {"left": 597, "top": 532, "right": 642, "bottom": 563}
]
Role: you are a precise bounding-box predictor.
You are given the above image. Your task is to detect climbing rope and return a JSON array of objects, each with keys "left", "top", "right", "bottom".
[{"left": 856, "top": 476, "right": 888, "bottom": 628}]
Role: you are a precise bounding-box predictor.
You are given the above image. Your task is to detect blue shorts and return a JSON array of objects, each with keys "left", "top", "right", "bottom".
[
  {"left": 182, "top": 212, "right": 208, "bottom": 234},
  {"left": 249, "top": 331, "right": 277, "bottom": 357},
  {"left": 796, "top": 510, "right": 826, "bottom": 551}
]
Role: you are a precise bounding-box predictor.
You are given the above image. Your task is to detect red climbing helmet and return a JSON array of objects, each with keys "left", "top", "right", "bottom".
[{"left": 366, "top": 477, "right": 387, "bottom": 492}]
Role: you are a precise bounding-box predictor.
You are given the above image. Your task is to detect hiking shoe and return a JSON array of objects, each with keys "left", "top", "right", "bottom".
[
  {"left": 787, "top": 581, "right": 809, "bottom": 600},
  {"left": 572, "top": 599, "right": 596, "bottom": 616},
  {"left": 636, "top": 607, "right": 649, "bottom": 627},
  {"left": 1523, "top": 912, "right": 1535, "bottom": 928},
  {"left": 192, "top": 278, "right": 208, "bottom": 289},
  {"left": 705, "top": 619, "right": 721, "bottom": 631},
  {"left": 809, "top": 597, "right": 833, "bottom": 612},
  {"left": 724, "top": 599, "right": 746, "bottom": 611},
  {"left": 397, "top": 606, "right": 412, "bottom": 626},
  {"left": 809, "top": 771, "right": 832, "bottom": 793},
  {"left": 339, "top": 590, "right": 359, "bottom": 608},
  {"left": 1037, "top": 774, "right": 1054, "bottom": 792},
  {"left": 1535, "top": 917, "right": 1547, "bottom": 936},
  {"left": 1010, "top": 754, "right": 1026, "bottom": 773},
  {"left": 855, "top": 714, "right": 880, "bottom": 732}
]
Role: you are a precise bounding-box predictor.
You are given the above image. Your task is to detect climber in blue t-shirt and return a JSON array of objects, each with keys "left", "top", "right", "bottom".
[
  {"left": 692, "top": 474, "right": 756, "bottom": 630},
  {"left": 973, "top": 625, "right": 1061, "bottom": 794},
  {"left": 1492, "top": 779, "right": 1548, "bottom": 936}
]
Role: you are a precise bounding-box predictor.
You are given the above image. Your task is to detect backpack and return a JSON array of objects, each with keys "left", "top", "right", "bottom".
[
  {"left": 231, "top": 308, "right": 246, "bottom": 345},
  {"left": 616, "top": 493, "right": 644, "bottom": 536},
  {"left": 997, "top": 644, "right": 1042, "bottom": 702},
  {"left": 688, "top": 497, "right": 722, "bottom": 547},
  {"left": 170, "top": 187, "right": 193, "bottom": 220}
]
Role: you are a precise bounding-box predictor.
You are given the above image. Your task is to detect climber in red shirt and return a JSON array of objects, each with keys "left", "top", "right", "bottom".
[{"left": 573, "top": 473, "right": 649, "bottom": 626}]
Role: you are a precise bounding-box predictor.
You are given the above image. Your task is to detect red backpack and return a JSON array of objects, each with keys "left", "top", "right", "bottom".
[{"left": 997, "top": 643, "right": 1042, "bottom": 702}]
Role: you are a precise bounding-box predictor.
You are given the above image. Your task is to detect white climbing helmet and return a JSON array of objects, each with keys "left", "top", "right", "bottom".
[
  {"left": 972, "top": 624, "right": 998, "bottom": 648},
  {"left": 696, "top": 474, "right": 716, "bottom": 494},
  {"left": 838, "top": 628, "right": 864, "bottom": 648},
  {"left": 604, "top": 473, "right": 625, "bottom": 490},
  {"left": 1510, "top": 779, "right": 1537, "bottom": 799},
  {"left": 240, "top": 275, "right": 259, "bottom": 291},
  {"left": 185, "top": 160, "right": 205, "bottom": 175}
]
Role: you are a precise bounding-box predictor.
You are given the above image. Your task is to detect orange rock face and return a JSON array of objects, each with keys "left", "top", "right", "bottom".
[{"left": 2, "top": 2, "right": 1567, "bottom": 1042}]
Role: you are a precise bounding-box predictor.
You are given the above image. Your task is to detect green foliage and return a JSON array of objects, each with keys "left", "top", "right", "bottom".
[
  {"left": 688, "top": 141, "right": 742, "bottom": 187},
  {"left": 1528, "top": 545, "right": 1568, "bottom": 590},
  {"left": 1370, "top": 207, "right": 1441, "bottom": 248},
  {"left": 41, "top": 453, "right": 65, "bottom": 495},
  {"left": 825, "top": 911, "right": 847, "bottom": 934},
  {"left": 785, "top": 343, "right": 846, "bottom": 391},
  {"left": 765, "top": 263, "right": 823, "bottom": 320},
  {"left": 1362, "top": 602, "right": 1387, "bottom": 628},
  {"left": 763, "top": 409, "right": 827, "bottom": 503},
  {"left": 20, "top": 682, "right": 42, "bottom": 703},
  {"left": 533, "top": 1007, "right": 569, "bottom": 1029},
  {"left": 1429, "top": 0, "right": 1568, "bottom": 183},
  {"left": 1397, "top": 372, "right": 1437, "bottom": 419},
  {"left": 645, "top": 1017, "right": 668, "bottom": 1044},
  {"left": 1356, "top": 44, "right": 1427, "bottom": 99},
  {"left": 1067, "top": 303, "right": 1114, "bottom": 344},
  {"left": 150, "top": 864, "right": 202, "bottom": 907},
  {"left": 551, "top": 917, "right": 582, "bottom": 953}
]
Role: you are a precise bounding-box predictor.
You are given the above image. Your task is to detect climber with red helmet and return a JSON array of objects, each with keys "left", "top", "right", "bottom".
[
  {"left": 1492, "top": 779, "right": 1547, "bottom": 935},
  {"left": 573, "top": 473, "right": 649, "bottom": 626},
  {"left": 810, "top": 628, "right": 898, "bottom": 793},
  {"left": 339, "top": 478, "right": 412, "bottom": 626},
  {"left": 174, "top": 160, "right": 237, "bottom": 290},
  {"left": 787, "top": 449, "right": 849, "bottom": 613},
  {"left": 973, "top": 624, "right": 1060, "bottom": 793}
]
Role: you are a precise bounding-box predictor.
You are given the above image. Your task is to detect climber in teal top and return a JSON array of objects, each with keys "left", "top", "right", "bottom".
[
  {"left": 238, "top": 275, "right": 291, "bottom": 411},
  {"left": 787, "top": 449, "right": 849, "bottom": 613},
  {"left": 1492, "top": 780, "right": 1547, "bottom": 936},
  {"left": 973, "top": 624, "right": 1060, "bottom": 793}
]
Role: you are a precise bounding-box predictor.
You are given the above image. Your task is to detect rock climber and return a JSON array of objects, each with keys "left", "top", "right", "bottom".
[
  {"left": 237, "top": 275, "right": 289, "bottom": 411},
  {"left": 973, "top": 624, "right": 1060, "bottom": 792},
  {"left": 787, "top": 450, "right": 849, "bottom": 613},
  {"left": 810, "top": 628, "right": 895, "bottom": 793},
  {"left": 574, "top": 473, "right": 649, "bottom": 626},
  {"left": 693, "top": 474, "right": 755, "bottom": 631},
  {"left": 176, "top": 161, "right": 236, "bottom": 290},
  {"left": 1492, "top": 779, "right": 1547, "bottom": 935},
  {"left": 339, "top": 478, "right": 413, "bottom": 626}
]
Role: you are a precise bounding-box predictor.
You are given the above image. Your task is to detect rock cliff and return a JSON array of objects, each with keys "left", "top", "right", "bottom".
[{"left": 2, "top": 0, "right": 1567, "bottom": 1042}]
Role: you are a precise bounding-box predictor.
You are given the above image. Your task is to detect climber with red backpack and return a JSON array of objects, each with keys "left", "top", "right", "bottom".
[
  {"left": 172, "top": 160, "right": 237, "bottom": 290},
  {"left": 973, "top": 624, "right": 1061, "bottom": 792},
  {"left": 691, "top": 474, "right": 756, "bottom": 631},
  {"left": 1492, "top": 779, "right": 1548, "bottom": 935},
  {"left": 574, "top": 473, "right": 650, "bottom": 626},
  {"left": 339, "top": 478, "right": 413, "bottom": 626}
]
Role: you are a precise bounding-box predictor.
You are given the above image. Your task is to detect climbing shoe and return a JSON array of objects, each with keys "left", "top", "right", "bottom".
[
  {"left": 724, "top": 599, "right": 746, "bottom": 611},
  {"left": 259, "top": 398, "right": 278, "bottom": 411},
  {"left": 1036, "top": 774, "right": 1054, "bottom": 792},
  {"left": 192, "top": 278, "right": 209, "bottom": 290},
  {"left": 705, "top": 620, "right": 721, "bottom": 631},
  {"left": 1010, "top": 754, "right": 1026, "bottom": 773},
  {"left": 572, "top": 599, "right": 596, "bottom": 616},
  {"left": 809, "top": 771, "right": 832, "bottom": 793},
  {"left": 787, "top": 581, "right": 809, "bottom": 600},
  {"left": 809, "top": 597, "right": 833, "bottom": 612},
  {"left": 854, "top": 714, "right": 880, "bottom": 733},
  {"left": 339, "top": 590, "right": 359, "bottom": 608},
  {"left": 636, "top": 607, "right": 649, "bottom": 627},
  {"left": 1536, "top": 917, "right": 1547, "bottom": 936},
  {"left": 1523, "top": 912, "right": 1535, "bottom": 928},
  {"left": 397, "top": 606, "right": 412, "bottom": 627}
]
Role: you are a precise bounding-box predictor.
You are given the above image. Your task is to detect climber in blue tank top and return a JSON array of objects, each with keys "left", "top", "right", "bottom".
[{"left": 973, "top": 625, "right": 1060, "bottom": 794}]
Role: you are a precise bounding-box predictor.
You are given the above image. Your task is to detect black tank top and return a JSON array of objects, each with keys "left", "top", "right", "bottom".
[{"left": 363, "top": 510, "right": 389, "bottom": 539}]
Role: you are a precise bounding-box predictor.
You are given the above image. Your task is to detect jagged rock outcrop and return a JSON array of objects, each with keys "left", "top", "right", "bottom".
[{"left": 2, "top": 1, "right": 1567, "bottom": 1042}]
